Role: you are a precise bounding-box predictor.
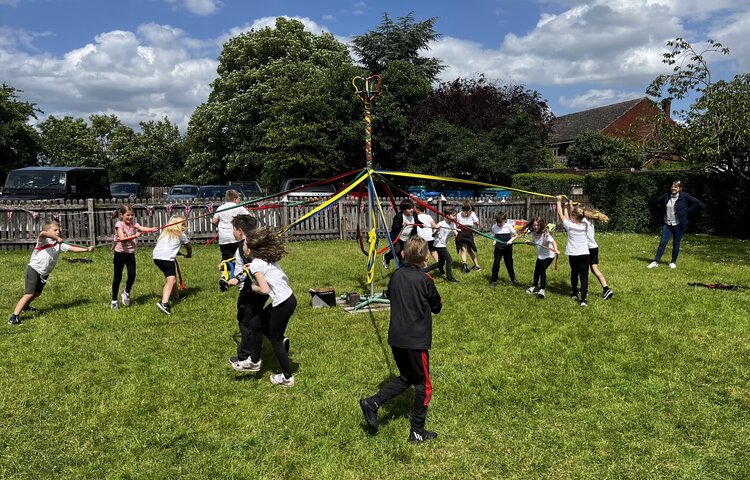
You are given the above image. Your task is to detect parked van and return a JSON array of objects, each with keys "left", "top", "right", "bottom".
[{"left": 1, "top": 167, "right": 110, "bottom": 200}]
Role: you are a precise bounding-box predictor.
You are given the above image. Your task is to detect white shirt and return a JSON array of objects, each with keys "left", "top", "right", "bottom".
[
  {"left": 152, "top": 233, "right": 190, "bottom": 261},
  {"left": 29, "top": 238, "right": 70, "bottom": 275},
  {"left": 665, "top": 194, "right": 679, "bottom": 225},
  {"left": 213, "top": 202, "right": 251, "bottom": 245},
  {"left": 433, "top": 220, "right": 458, "bottom": 248},
  {"left": 582, "top": 218, "right": 598, "bottom": 249},
  {"left": 249, "top": 258, "right": 293, "bottom": 306},
  {"left": 491, "top": 223, "right": 516, "bottom": 236},
  {"left": 563, "top": 219, "right": 589, "bottom": 256},
  {"left": 416, "top": 213, "right": 436, "bottom": 241},
  {"left": 532, "top": 231, "right": 557, "bottom": 260},
  {"left": 456, "top": 211, "right": 478, "bottom": 227}
]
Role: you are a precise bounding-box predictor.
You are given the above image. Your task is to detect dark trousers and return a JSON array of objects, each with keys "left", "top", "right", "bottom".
[
  {"left": 384, "top": 240, "right": 404, "bottom": 265},
  {"left": 112, "top": 252, "right": 136, "bottom": 300},
  {"left": 250, "top": 294, "right": 297, "bottom": 377},
  {"left": 654, "top": 224, "right": 684, "bottom": 263},
  {"left": 533, "top": 257, "right": 554, "bottom": 289},
  {"left": 491, "top": 245, "right": 515, "bottom": 282},
  {"left": 371, "top": 346, "right": 432, "bottom": 434},
  {"left": 237, "top": 289, "right": 269, "bottom": 361},
  {"left": 424, "top": 247, "right": 453, "bottom": 279},
  {"left": 569, "top": 254, "right": 590, "bottom": 300}
]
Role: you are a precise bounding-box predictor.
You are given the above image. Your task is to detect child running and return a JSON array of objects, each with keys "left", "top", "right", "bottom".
[
  {"left": 360, "top": 237, "right": 443, "bottom": 443},
  {"left": 424, "top": 206, "right": 459, "bottom": 282},
  {"left": 556, "top": 196, "right": 590, "bottom": 307},
  {"left": 213, "top": 189, "right": 251, "bottom": 292},
  {"left": 414, "top": 203, "right": 440, "bottom": 268},
  {"left": 8, "top": 219, "right": 93, "bottom": 326},
  {"left": 152, "top": 215, "right": 192, "bottom": 315},
  {"left": 383, "top": 200, "right": 417, "bottom": 269},
  {"left": 236, "top": 227, "right": 297, "bottom": 387},
  {"left": 455, "top": 200, "right": 480, "bottom": 273},
  {"left": 111, "top": 204, "right": 152, "bottom": 310},
  {"left": 489, "top": 211, "right": 519, "bottom": 287},
  {"left": 582, "top": 208, "right": 614, "bottom": 300},
  {"left": 524, "top": 217, "right": 558, "bottom": 298}
]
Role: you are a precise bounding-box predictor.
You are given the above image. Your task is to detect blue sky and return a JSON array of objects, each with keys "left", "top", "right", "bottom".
[{"left": 1, "top": 0, "right": 748, "bottom": 132}]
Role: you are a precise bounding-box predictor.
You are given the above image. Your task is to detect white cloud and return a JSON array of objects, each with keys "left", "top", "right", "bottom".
[
  {"left": 165, "top": 0, "right": 222, "bottom": 16},
  {"left": 559, "top": 88, "right": 645, "bottom": 109},
  {"left": 708, "top": 8, "right": 750, "bottom": 71}
]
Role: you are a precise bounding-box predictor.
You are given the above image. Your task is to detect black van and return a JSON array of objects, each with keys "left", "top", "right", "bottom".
[{"left": 1, "top": 166, "right": 111, "bottom": 200}]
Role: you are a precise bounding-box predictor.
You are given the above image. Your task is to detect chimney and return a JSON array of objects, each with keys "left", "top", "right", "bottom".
[{"left": 660, "top": 98, "right": 672, "bottom": 121}]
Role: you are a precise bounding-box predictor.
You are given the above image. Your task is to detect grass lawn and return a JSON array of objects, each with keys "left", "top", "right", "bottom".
[{"left": 1, "top": 232, "right": 749, "bottom": 479}]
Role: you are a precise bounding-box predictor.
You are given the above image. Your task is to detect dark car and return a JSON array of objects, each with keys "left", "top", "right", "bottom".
[
  {"left": 164, "top": 184, "right": 199, "bottom": 201},
  {"left": 227, "top": 181, "right": 264, "bottom": 198},
  {"left": 110, "top": 182, "right": 146, "bottom": 200},
  {"left": 1, "top": 166, "right": 110, "bottom": 200},
  {"left": 279, "top": 178, "right": 337, "bottom": 198},
  {"left": 196, "top": 185, "right": 245, "bottom": 200}
]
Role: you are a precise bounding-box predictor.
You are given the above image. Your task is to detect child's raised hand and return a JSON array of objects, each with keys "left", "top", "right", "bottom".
[
  {"left": 228, "top": 278, "right": 239, "bottom": 286},
  {"left": 87, "top": 246, "right": 94, "bottom": 252},
  {"left": 555, "top": 195, "right": 563, "bottom": 202}
]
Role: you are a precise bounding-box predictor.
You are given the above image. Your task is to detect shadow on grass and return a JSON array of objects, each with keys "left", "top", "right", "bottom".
[
  {"left": 635, "top": 234, "right": 750, "bottom": 267},
  {"left": 230, "top": 338, "right": 299, "bottom": 381}
]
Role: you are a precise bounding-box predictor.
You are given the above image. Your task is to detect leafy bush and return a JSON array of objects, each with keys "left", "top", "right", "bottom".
[
  {"left": 566, "top": 132, "right": 643, "bottom": 169},
  {"left": 512, "top": 172, "right": 583, "bottom": 197}
]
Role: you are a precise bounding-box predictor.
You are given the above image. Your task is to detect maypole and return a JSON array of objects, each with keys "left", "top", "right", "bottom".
[{"left": 352, "top": 74, "right": 390, "bottom": 310}]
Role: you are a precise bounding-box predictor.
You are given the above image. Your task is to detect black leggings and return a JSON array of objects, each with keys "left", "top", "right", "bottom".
[
  {"left": 533, "top": 257, "right": 554, "bottom": 289},
  {"left": 568, "top": 254, "right": 590, "bottom": 300},
  {"left": 491, "top": 245, "right": 515, "bottom": 282},
  {"left": 424, "top": 247, "right": 453, "bottom": 279},
  {"left": 250, "top": 294, "right": 297, "bottom": 377},
  {"left": 112, "top": 252, "right": 136, "bottom": 300}
]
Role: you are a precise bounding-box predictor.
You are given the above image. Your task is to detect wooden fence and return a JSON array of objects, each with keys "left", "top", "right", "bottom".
[{"left": 0, "top": 195, "right": 589, "bottom": 251}]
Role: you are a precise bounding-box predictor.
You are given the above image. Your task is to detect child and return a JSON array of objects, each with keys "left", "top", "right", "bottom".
[
  {"left": 234, "top": 227, "right": 297, "bottom": 387},
  {"left": 555, "top": 196, "right": 590, "bottom": 307},
  {"left": 360, "top": 237, "right": 443, "bottom": 443},
  {"left": 111, "top": 204, "right": 152, "bottom": 310},
  {"left": 414, "top": 203, "right": 440, "bottom": 267},
  {"left": 582, "top": 208, "right": 614, "bottom": 300},
  {"left": 8, "top": 220, "right": 93, "bottom": 326},
  {"left": 152, "top": 215, "right": 192, "bottom": 315},
  {"left": 424, "top": 207, "right": 459, "bottom": 282},
  {"left": 524, "top": 216, "right": 558, "bottom": 298},
  {"left": 455, "top": 200, "right": 480, "bottom": 273},
  {"left": 383, "top": 200, "right": 416, "bottom": 269},
  {"left": 212, "top": 189, "right": 251, "bottom": 291},
  {"left": 489, "top": 211, "right": 519, "bottom": 287}
]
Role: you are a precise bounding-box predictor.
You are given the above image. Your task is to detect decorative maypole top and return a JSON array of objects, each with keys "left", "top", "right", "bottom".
[{"left": 352, "top": 75, "right": 382, "bottom": 170}]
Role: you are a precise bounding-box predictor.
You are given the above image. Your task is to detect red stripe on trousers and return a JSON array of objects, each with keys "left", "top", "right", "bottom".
[{"left": 421, "top": 350, "right": 432, "bottom": 407}]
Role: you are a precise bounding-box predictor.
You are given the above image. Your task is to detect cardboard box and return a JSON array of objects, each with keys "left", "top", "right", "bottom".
[{"left": 309, "top": 288, "right": 336, "bottom": 308}]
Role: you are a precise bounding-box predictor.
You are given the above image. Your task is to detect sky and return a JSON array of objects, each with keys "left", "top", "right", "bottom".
[{"left": 1, "top": 0, "right": 748, "bottom": 133}]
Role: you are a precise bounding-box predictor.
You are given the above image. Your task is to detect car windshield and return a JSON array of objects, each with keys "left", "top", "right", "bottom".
[
  {"left": 5, "top": 172, "right": 66, "bottom": 191},
  {"left": 170, "top": 186, "right": 198, "bottom": 195},
  {"left": 111, "top": 184, "right": 138, "bottom": 194},
  {"left": 198, "top": 187, "right": 231, "bottom": 198},
  {"left": 286, "top": 180, "right": 335, "bottom": 192}
]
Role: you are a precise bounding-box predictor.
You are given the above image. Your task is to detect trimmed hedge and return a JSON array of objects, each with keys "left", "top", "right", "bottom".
[{"left": 511, "top": 173, "right": 583, "bottom": 197}]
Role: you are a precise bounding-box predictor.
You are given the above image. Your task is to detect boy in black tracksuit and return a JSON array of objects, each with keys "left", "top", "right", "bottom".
[{"left": 360, "top": 237, "right": 443, "bottom": 443}]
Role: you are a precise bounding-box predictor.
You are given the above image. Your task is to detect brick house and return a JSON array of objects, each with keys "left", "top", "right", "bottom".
[{"left": 550, "top": 97, "right": 671, "bottom": 162}]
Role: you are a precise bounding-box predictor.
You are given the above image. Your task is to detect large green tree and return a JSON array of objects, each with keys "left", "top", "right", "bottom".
[
  {"left": 186, "top": 17, "right": 362, "bottom": 189},
  {"left": 647, "top": 38, "right": 750, "bottom": 181},
  {"left": 37, "top": 115, "right": 101, "bottom": 167},
  {"left": 0, "top": 84, "right": 42, "bottom": 182},
  {"left": 566, "top": 131, "right": 643, "bottom": 170}
]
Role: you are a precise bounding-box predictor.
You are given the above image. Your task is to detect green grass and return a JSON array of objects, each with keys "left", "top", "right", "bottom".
[{"left": 1, "top": 233, "right": 749, "bottom": 479}]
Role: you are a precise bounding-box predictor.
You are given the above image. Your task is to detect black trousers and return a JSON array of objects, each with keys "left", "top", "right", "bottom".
[
  {"left": 112, "top": 251, "right": 136, "bottom": 300},
  {"left": 236, "top": 288, "right": 269, "bottom": 361},
  {"left": 250, "top": 294, "right": 297, "bottom": 377},
  {"left": 533, "top": 257, "right": 554, "bottom": 289},
  {"left": 568, "top": 254, "right": 590, "bottom": 300},
  {"left": 384, "top": 240, "right": 404, "bottom": 265},
  {"left": 491, "top": 245, "right": 515, "bottom": 282},
  {"left": 424, "top": 247, "right": 453, "bottom": 279},
  {"left": 371, "top": 346, "right": 432, "bottom": 434}
]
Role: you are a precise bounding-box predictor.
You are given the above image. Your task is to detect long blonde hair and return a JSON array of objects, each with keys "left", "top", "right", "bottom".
[
  {"left": 583, "top": 208, "right": 609, "bottom": 223},
  {"left": 159, "top": 215, "right": 186, "bottom": 240}
]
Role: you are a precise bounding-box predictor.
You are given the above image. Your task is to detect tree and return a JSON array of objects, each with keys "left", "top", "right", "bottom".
[
  {"left": 406, "top": 77, "right": 554, "bottom": 183},
  {"left": 566, "top": 131, "right": 643, "bottom": 169},
  {"left": 136, "top": 118, "right": 187, "bottom": 186},
  {"left": 0, "top": 83, "right": 42, "bottom": 181},
  {"left": 37, "top": 115, "right": 101, "bottom": 167},
  {"left": 647, "top": 38, "right": 750, "bottom": 180},
  {"left": 186, "top": 18, "right": 362, "bottom": 189}
]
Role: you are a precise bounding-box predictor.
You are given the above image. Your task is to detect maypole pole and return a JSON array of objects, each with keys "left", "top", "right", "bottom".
[{"left": 352, "top": 74, "right": 390, "bottom": 310}]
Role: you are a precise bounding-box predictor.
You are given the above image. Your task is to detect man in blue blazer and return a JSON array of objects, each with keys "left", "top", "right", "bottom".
[{"left": 647, "top": 180, "right": 704, "bottom": 269}]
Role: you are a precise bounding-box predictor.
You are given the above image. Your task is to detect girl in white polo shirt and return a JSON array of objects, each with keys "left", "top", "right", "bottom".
[{"left": 556, "top": 196, "right": 590, "bottom": 307}]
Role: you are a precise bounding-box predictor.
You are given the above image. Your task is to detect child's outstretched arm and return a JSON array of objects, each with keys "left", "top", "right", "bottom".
[
  {"left": 68, "top": 245, "right": 94, "bottom": 253},
  {"left": 184, "top": 243, "right": 193, "bottom": 258},
  {"left": 555, "top": 196, "right": 568, "bottom": 223},
  {"left": 39, "top": 229, "right": 63, "bottom": 244},
  {"left": 250, "top": 271, "right": 271, "bottom": 295}
]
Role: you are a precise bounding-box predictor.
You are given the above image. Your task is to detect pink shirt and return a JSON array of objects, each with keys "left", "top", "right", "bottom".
[{"left": 114, "top": 220, "right": 141, "bottom": 253}]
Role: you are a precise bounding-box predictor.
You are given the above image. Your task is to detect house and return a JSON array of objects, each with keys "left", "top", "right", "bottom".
[{"left": 550, "top": 97, "right": 671, "bottom": 162}]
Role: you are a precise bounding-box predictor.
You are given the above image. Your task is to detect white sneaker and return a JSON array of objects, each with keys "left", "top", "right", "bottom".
[
  {"left": 121, "top": 291, "right": 131, "bottom": 307},
  {"left": 111, "top": 300, "right": 119, "bottom": 310},
  {"left": 536, "top": 289, "right": 545, "bottom": 298},
  {"left": 669, "top": 263, "right": 677, "bottom": 269},
  {"left": 269, "top": 373, "right": 295, "bottom": 387},
  {"left": 230, "top": 357, "right": 261, "bottom": 372},
  {"left": 526, "top": 286, "right": 536, "bottom": 294},
  {"left": 647, "top": 261, "right": 658, "bottom": 269}
]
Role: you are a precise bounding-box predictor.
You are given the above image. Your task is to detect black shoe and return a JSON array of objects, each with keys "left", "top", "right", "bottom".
[
  {"left": 359, "top": 398, "right": 379, "bottom": 432},
  {"left": 283, "top": 336, "right": 290, "bottom": 353},
  {"left": 156, "top": 302, "right": 172, "bottom": 315},
  {"left": 22, "top": 305, "right": 37, "bottom": 312},
  {"left": 489, "top": 281, "right": 497, "bottom": 288},
  {"left": 603, "top": 288, "right": 614, "bottom": 300},
  {"left": 462, "top": 263, "right": 470, "bottom": 273},
  {"left": 8, "top": 314, "right": 21, "bottom": 326},
  {"left": 408, "top": 430, "right": 438, "bottom": 443},
  {"left": 446, "top": 277, "right": 458, "bottom": 283},
  {"left": 219, "top": 278, "right": 229, "bottom": 292},
  {"left": 510, "top": 279, "right": 518, "bottom": 285},
  {"left": 438, "top": 268, "right": 445, "bottom": 275}
]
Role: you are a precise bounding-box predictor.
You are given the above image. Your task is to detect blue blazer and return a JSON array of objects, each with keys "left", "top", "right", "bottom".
[{"left": 656, "top": 191, "right": 704, "bottom": 227}]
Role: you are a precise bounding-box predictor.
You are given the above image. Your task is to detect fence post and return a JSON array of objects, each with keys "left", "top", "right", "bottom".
[
  {"left": 525, "top": 196, "right": 531, "bottom": 221},
  {"left": 281, "top": 201, "right": 289, "bottom": 236},
  {"left": 338, "top": 199, "right": 346, "bottom": 240},
  {"left": 87, "top": 198, "right": 96, "bottom": 246}
]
